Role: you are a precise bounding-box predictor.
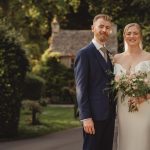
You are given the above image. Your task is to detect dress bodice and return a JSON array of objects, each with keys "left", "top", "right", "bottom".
[{"left": 114, "top": 60, "right": 150, "bottom": 75}]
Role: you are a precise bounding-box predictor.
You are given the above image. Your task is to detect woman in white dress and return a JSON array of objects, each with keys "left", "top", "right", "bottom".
[{"left": 114, "top": 23, "right": 150, "bottom": 150}]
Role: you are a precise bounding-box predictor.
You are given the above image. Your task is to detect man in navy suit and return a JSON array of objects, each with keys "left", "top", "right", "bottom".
[{"left": 74, "top": 14, "right": 116, "bottom": 150}]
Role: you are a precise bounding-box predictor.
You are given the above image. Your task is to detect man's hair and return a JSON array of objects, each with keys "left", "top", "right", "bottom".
[{"left": 93, "top": 14, "right": 112, "bottom": 24}]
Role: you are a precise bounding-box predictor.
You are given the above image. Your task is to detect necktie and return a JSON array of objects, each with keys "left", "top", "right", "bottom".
[{"left": 100, "top": 47, "right": 108, "bottom": 62}]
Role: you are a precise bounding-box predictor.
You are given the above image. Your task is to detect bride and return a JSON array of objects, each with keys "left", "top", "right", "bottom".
[{"left": 114, "top": 23, "right": 150, "bottom": 150}]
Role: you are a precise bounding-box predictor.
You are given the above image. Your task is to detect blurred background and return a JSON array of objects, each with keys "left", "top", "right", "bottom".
[{"left": 0, "top": 0, "right": 149, "bottom": 139}]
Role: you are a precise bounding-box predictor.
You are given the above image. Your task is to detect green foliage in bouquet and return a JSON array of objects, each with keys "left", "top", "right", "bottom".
[{"left": 112, "top": 71, "right": 150, "bottom": 112}]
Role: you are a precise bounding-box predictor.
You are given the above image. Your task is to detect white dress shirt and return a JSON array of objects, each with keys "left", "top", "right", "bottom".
[{"left": 92, "top": 39, "right": 105, "bottom": 57}]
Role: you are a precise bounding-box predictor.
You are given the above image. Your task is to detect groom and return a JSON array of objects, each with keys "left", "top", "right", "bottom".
[{"left": 74, "top": 14, "right": 116, "bottom": 150}]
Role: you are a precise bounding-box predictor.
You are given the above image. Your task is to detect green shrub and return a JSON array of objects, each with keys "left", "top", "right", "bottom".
[
  {"left": 22, "top": 100, "right": 42, "bottom": 125},
  {"left": 0, "top": 21, "right": 29, "bottom": 137},
  {"left": 143, "top": 25, "right": 150, "bottom": 52},
  {"left": 23, "top": 73, "right": 46, "bottom": 100},
  {"left": 34, "top": 56, "right": 75, "bottom": 104}
]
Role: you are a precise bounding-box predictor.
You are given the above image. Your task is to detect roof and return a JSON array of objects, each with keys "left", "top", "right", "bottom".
[
  {"left": 49, "top": 30, "right": 93, "bottom": 55},
  {"left": 49, "top": 25, "right": 118, "bottom": 56}
]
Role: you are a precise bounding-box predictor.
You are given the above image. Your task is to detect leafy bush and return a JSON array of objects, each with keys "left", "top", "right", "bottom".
[
  {"left": 143, "top": 25, "right": 150, "bottom": 52},
  {"left": 0, "top": 20, "right": 29, "bottom": 138},
  {"left": 23, "top": 73, "right": 46, "bottom": 100},
  {"left": 33, "top": 52, "right": 75, "bottom": 104},
  {"left": 22, "top": 100, "right": 42, "bottom": 125}
]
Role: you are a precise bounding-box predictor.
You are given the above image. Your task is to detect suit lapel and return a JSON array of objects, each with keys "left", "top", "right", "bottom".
[{"left": 89, "top": 43, "right": 109, "bottom": 73}]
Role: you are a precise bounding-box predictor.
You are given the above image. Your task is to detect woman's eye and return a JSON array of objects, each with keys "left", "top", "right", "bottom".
[{"left": 126, "top": 33, "right": 131, "bottom": 35}]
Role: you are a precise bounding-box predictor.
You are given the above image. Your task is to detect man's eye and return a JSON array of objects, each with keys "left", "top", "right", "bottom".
[
  {"left": 106, "top": 27, "right": 110, "bottom": 30},
  {"left": 99, "top": 25, "right": 104, "bottom": 28}
]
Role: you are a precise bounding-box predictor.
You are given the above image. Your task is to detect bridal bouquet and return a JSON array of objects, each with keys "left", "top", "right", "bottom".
[{"left": 112, "top": 71, "right": 150, "bottom": 112}]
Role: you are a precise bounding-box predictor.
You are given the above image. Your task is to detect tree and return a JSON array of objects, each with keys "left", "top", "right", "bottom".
[
  {"left": 86, "top": 0, "right": 150, "bottom": 51},
  {"left": 1, "top": 0, "right": 149, "bottom": 55},
  {"left": 0, "top": 0, "right": 80, "bottom": 59},
  {"left": 61, "top": 0, "right": 92, "bottom": 29}
]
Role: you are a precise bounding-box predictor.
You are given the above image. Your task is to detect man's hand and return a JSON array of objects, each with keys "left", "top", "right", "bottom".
[{"left": 83, "top": 118, "right": 95, "bottom": 135}]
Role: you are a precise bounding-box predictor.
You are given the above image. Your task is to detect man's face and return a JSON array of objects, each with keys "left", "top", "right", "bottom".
[{"left": 92, "top": 18, "right": 112, "bottom": 44}]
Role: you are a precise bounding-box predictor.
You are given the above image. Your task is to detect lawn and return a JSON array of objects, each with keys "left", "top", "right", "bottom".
[{"left": 18, "top": 105, "right": 80, "bottom": 139}]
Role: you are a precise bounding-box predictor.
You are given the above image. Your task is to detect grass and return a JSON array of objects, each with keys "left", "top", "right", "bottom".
[{"left": 18, "top": 105, "right": 80, "bottom": 139}]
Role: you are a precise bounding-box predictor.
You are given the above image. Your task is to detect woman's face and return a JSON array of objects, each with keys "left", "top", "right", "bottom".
[{"left": 124, "top": 26, "right": 141, "bottom": 47}]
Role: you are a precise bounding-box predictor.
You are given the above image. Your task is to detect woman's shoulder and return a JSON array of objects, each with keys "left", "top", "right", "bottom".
[
  {"left": 113, "top": 52, "right": 125, "bottom": 63},
  {"left": 143, "top": 51, "right": 150, "bottom": 60}
]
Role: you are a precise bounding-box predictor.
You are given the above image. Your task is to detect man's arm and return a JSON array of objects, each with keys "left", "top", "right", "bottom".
[
  {"left": 74, "top": 50, "right": 91, "bottom": 120},
  {"left": 74, "top": 50, "right": 95, "bottom": 135}
]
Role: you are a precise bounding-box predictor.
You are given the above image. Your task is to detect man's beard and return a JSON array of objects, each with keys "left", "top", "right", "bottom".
[{"left": 99, "top": 35, "right": 108, "bottom": 42}]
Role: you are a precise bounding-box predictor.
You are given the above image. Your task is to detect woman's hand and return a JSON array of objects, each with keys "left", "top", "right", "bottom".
[
  {"left": 129, "top": 96, "right": 145, "bottom": 104},
  {"left": 128, "top": 95, "right": 148, "bottom": 112},
  {"left": 128, "top": 96, "right": 146, "bottom": 112},
  {"left": 128, "top": 97, "right": 139, "bottom": 112}
]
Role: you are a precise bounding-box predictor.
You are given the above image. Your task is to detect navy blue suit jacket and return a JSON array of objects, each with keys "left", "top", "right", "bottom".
[{"left": 74, "top": 42, "right": 115, "bottom": 121}]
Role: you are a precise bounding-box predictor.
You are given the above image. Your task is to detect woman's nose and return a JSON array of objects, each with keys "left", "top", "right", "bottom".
[{"left": 130, "top": 33, "right": 135, "bottom": 37}]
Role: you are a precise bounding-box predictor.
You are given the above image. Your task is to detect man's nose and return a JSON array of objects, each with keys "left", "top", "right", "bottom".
[{"left": 102, "top": 27, "right": 107, "bottom": 32}]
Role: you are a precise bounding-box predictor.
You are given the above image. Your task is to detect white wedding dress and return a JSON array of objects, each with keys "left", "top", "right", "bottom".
[{"left": 114, "top": 60, "right": 150, "bottom": 150}]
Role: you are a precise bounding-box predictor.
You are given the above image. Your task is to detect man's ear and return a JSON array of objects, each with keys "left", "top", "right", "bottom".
[
  {"left": 91, "top": 25, "right": 94, "bottom": 32},
  {"left": 109, "top": 29, "right": 112, "bottom": 34}
]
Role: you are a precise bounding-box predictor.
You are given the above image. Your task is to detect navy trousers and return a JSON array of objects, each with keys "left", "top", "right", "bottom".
[{"left": 83, "top": 118, "right": 115, "bottom": 150}]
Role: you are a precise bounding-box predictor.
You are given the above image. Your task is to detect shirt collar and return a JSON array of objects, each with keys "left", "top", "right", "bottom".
[{"left": 92, "top": 38, "right": 104, "bottom": 50}]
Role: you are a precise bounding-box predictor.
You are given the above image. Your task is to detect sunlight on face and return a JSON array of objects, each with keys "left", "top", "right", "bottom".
[
  {"left": 124, "top": 25, "right": 141, "bottom": 47},
  {"left": 92, "top": 18, "right": 112, "bottom": 44}
]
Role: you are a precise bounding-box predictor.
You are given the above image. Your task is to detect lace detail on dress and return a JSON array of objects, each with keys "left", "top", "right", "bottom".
[{"left": 114, "top": 60, "right": 150, "bottom": 75}]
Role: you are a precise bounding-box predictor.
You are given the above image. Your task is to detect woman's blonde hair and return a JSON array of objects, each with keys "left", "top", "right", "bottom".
[{"left": 123, "top": 23, "right": 143, "bottom": 51}]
